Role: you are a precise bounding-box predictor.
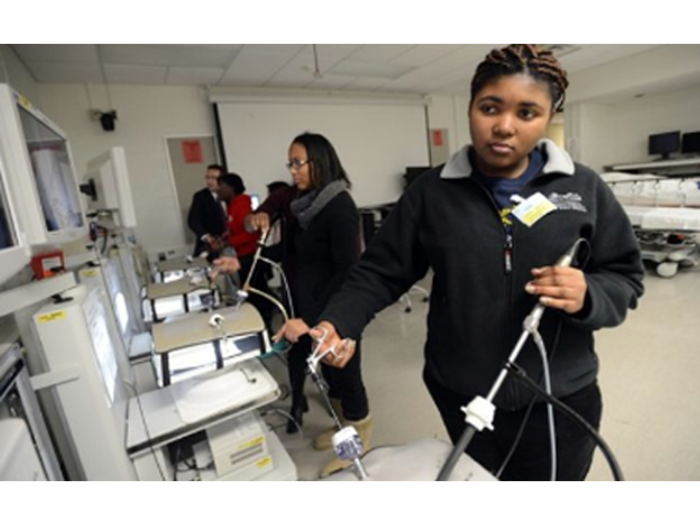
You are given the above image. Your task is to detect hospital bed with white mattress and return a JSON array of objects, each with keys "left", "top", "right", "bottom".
[{"left": 601, "top": 173, "right": 700, "bottom": 278}]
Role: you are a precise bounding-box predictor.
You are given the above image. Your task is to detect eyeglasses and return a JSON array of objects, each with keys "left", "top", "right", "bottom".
[{"left": 285, "top": 159, "right": 311, "bottom": 170}]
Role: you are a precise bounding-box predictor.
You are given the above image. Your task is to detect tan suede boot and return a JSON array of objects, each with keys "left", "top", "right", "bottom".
[
  {"left": 313, "top": 398, "right": 344, "bottom": 451},
  {"left": 318, "top": 413, "right": 374, "bottom": 478}
]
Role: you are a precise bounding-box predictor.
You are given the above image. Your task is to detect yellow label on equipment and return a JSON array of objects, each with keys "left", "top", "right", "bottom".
[
  {"left": 38, "top": 311, "right": 66, "bottom": 323},
  {"left": 82, "top": 270, "right": 97, "bottom": 278},
  {"left": 18, "top": 94, "right": 32, "bottom": 109},
  {"left": 255, "top": 456, "right": 272, "bottom": 469},
  {"left": 239, "top": 436, "right": 265, "bottom": 450}
]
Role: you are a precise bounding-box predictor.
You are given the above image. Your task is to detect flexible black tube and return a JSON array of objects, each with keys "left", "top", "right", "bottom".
[
  {"left": 507, "top": 363, "right": 624, "bottom": 481},
  {"left": 436, "top": 425, "right": 477, "bottom": 481}
]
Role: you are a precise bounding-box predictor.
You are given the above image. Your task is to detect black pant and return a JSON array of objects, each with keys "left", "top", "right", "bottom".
[
  {"left": 238, "top": 252, "right": 273, "bottom": 329},
  {"left": 288, "top": 335, "right": 369, "bottom": 421},
  {"left": 424, "top": 368, "right": 602, "bottom": 481},
  {"left": 194, "top": 244, "right": 221, "bottom": 264}
]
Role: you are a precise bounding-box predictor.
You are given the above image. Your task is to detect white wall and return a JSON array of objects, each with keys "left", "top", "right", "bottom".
[
  {"left": 37, "top": 84, "right": 217, "bottom": 254},
  {"left": 425, "top": 94, "right": 471, "bottom": 157},
  {"left": 564, "top": 102, "right": 613, "bottom": 168},
  {"left": 566, "top": 84, "right": 700, "bottom": 172},
  {"left": 217, "top": 99, "right": 430, "bottom": 207}
]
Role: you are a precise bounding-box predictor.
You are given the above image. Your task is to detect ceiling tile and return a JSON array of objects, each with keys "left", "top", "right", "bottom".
[
  {"left": 153, "top": 42, "right": 244, "bottom": 51},
  {"left": 104, "top": 64, "right": 167, "bottom": 85},
  {"left": 423, "top": 42, "right": 472, "bottom": 51},
  {"left": 348, "top": 45, "right": 417, "bottom": 63},
  {"left": 222, "top": 47, "right": 296, "bottom": 84},
  {"left": 217, "top": 77, "right": 269, "bottom": 88},
  {"left": 166, "top": 67, "right": 225, "bottom": 86},
  {"left": 392, "top": 45, "right": 464, "bottom": 66},
  {"left": 266, "top": 77, "right": 314, "bottom": 89},
  {"left": 558, "top": 44, "right": 661, "bottom": 73},
  {"left": 306, "top": 74, "right": 356, "bottom": 90},
  {"left": 5, "top": 43, "right": 696, "bottom": 101},
  {"left": 100, "top": 44, "right": 241, "bottom": 68},
  {"left": 12, "top": 44, "right": 99, "bottom": 63},
  {"left": 27, "top": 61, "right": 103, "bottom": 83},
  {"left": 329, "top": 60, "right": 415, "bottom": 80},
  {"left": 315, "top": 44, "right": 364, "bottom": 57},
  {"left": 265, "top": 46, "right": 316, "bottom": 86},
  {"left": 242, "top": 44, "right": 305, "bottom": 56},
  {"left": 313, "top": 44, "right": 363, "bottom": 68},
  {"left": 344, "top": 77, "right": 390, "bottom": 90}
]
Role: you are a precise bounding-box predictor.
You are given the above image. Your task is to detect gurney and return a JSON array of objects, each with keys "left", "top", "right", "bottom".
[{"left": 602, "top": 173, "right": 700, "bottom": 278}]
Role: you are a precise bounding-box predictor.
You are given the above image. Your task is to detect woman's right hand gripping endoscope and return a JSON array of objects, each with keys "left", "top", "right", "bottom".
[{"left": 306, "top": 326, "right": 369, "bottom": 481}]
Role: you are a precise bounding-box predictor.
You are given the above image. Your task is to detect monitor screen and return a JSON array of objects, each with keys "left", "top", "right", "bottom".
[
  {"left": 82, "top": 291, "right": 120, "bottom": 406},
  {"left": 84, "top": 147, "right": 137, "bottom": 228},
  {"left": 17, "top": 106, "right": 84, "bottom": 232},
  {"left": 648, "top": 131, "right": 680, "bottom": 158},
  {"left": 404, "top": 166, "right": 431, "bottom": 188},
  {"left": 681, "top": 131, "right": 700, "bottom": 154},
  {"left": 104, "top": 258, "right": 132, "bottom": 340},
  {"left": 0, "top": 120, "right": 31, "bottom": 287},
  {"left": 0, "top": 177, "right": 16, "bottom": 250}
]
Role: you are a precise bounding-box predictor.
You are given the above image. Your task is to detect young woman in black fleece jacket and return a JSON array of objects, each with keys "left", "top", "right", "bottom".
[{"left": 308, "top": 45, "right": 645, "bottom": 481}]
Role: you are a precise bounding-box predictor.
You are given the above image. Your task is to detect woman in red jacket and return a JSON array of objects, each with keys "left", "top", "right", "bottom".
[{"left": 217, "top": 173, "right": 272, "bottom": 327}]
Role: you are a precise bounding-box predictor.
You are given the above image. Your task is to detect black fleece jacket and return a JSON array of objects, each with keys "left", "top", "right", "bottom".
[
  {"left": 321, "top": 140, "right": 644, "bottom": 410},
  {"left": 257, "top": 187, "right": 361, "bottom": 328}
]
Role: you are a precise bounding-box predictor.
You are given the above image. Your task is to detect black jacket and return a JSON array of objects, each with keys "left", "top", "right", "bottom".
[
  {"left": 257, "top": 187, "right": 361, "bottom": 327},
  {"left": 187, "top": 188, "right": 227, "bottom": 256},
  {"left": 321, "top": 140, "right": 644, "bottom": 410}
]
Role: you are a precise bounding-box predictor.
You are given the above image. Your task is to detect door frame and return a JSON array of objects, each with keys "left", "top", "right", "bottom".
[{"left": 162, "top": 134, "right": 221, "bottom": 249}]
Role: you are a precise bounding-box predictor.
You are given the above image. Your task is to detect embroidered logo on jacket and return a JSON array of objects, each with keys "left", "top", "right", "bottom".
[{"left": 548, "top": 192, "right": 587, "bottom": 212}]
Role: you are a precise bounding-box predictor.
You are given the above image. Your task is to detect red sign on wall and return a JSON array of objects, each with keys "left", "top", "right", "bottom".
[
  {"left": 182, "top": 140, "right": 203, "bottom": 164},
  {"left": 432, "top": 129, "right": 444, "bottom": 147}
]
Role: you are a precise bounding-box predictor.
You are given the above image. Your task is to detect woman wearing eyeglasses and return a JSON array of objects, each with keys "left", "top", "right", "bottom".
[{"left": 220, "top": 132, "right": 372, "bottom": 478}]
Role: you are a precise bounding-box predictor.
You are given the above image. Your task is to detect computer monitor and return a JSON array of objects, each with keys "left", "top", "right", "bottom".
[
  {"left": 0, "top": 86, "right": 86, "bottom": 246},
  {"left": 681, "top": 131, "right": 700, "bottom": 155},
  {"left": 78, "top": 256, "right": 137, "bottom": 348},
  {"left": 0, "top": 170, "right": 17, "bottom": 253},
  {"left": 0, "top": 133, "right": 30, "bottom": 286},
  {"left": 0, "top": 85, "right": 86, "bottom": 247},
  {"left": 18, "top": 106, "right": 85, "bottom": 233},
  {"left": 0, "top": 186, "right": 13, "bottom": 250},
  {"left": 648, "top": 131, "right": 681, "bottom": 160},
  {"left": 82, "top": 147, "right": 137, "bottom": 228},
  {"left": 404, "top": 166, "right": 431, "bottom": 188}
]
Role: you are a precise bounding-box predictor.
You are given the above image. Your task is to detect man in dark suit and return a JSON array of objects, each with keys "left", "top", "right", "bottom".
[{"left": 187, "top": 164, "right": 228, "bottom": 260}]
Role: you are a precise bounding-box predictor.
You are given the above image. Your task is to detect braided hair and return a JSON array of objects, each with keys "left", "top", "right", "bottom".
[{"left": 470, "top": 44, "right": 569, "bottom": 112}]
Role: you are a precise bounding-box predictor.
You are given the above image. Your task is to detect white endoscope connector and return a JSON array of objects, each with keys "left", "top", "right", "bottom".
[{"left": 209, "top": 313, "right": 224, "bottom": 328}]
